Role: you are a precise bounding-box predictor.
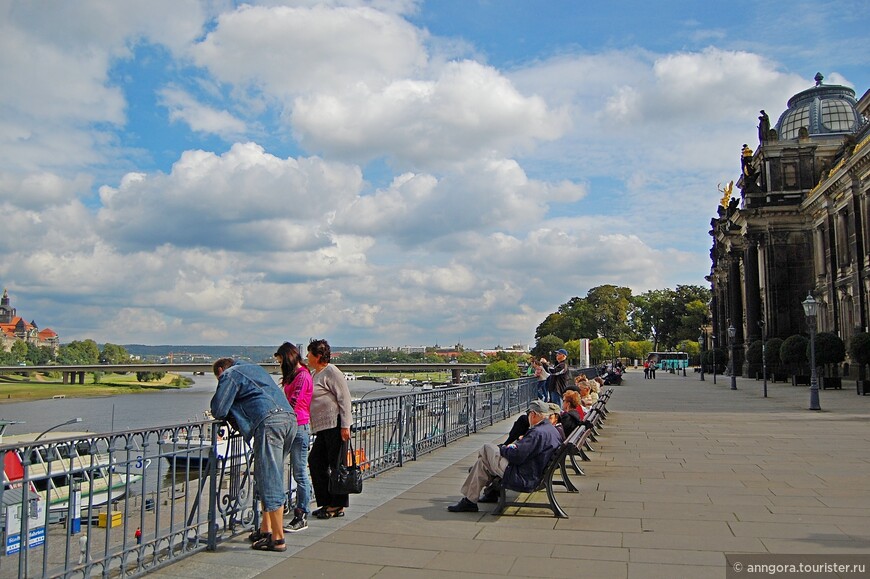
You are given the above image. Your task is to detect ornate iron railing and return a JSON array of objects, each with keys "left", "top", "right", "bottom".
[{"left": 0, "top": 376, "right": 534, "bottom": 578}]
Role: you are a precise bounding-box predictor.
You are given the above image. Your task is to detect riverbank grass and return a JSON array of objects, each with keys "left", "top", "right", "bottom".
[{"left": 0, "top": 372, "right": 192, "bottom": 403}]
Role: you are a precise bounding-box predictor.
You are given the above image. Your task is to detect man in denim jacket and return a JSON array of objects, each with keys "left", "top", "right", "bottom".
[
  {"left": 448, "top": 399, "right": 562, "bottom": 513},
  {"left": 211, "top": 358, "right": 296, "bottom": 551}
]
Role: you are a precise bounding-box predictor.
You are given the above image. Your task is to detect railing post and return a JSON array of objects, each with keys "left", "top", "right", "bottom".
[
  {"left": 207, "top": 422, "right": 219, "bottom": 551},
  {"left": 397, "top": 396, "right": 405, "bottom": 467}
]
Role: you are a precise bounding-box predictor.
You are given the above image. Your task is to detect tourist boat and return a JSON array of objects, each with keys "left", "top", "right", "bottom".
[
  {"left": 1, "top": 429, "right": 151, "bottom": 515},
  {"left": 158, "top": 424, "right": 248, "bottom": 469}
]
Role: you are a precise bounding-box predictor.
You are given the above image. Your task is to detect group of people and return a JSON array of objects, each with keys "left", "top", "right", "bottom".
[
  {"left": 643, "top": 359, "right": 657, "bottom": 379},
  {"left": 448, "top": 377, "right": 599, "bottom": 513},
  {"left": 209, "top": 339, "right": 353, "bottom": 553},
  {"left": 531, "top": 348, "right": 571, "bottom": 404}
]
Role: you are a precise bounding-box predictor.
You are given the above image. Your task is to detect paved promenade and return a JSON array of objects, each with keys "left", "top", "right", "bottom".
[{"left": 151, "top": 370, "right": 870, "bottom": 579}]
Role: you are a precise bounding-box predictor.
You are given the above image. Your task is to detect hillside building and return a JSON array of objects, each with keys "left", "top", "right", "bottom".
[{"left": 0, "top": 288, "right": 60, "bottom": 353}]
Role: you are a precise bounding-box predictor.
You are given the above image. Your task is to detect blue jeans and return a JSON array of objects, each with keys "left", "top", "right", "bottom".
[
  {"left": 536, "top": 380, "right": 548, "bottom": 400},
  {"left": 252, "top": 412, "right": 296, "bottom": 513},
  {"left": 290, "top": 423, "right": 312, "bottom": 514}
]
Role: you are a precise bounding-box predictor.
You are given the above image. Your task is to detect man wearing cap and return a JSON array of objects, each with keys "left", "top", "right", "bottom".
[
  {"left": 541, "top": 349, "right": 570, "bottom": 404},
  {"left": 448, "top": 399, "right": 563, "bottom": 513}
]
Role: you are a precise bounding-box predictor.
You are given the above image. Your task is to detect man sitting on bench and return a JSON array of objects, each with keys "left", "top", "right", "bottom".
[{"left": 447, "top": 400, "right": 562, "bottom": 513}]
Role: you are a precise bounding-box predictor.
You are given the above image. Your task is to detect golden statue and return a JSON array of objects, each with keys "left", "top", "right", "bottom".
[{"left": 718, "top": 180, "right": 733, "bottom": 208}]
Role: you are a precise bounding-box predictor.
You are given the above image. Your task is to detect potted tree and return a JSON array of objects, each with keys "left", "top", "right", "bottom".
[
  {"left": 780, "top": 334, "right": 809, "bottom": 385},
  {"left": 812, "top": 332, "right": 845, "bottom": 389},
  {"left": 746, "top": 340, "right": 764, "bottom": 380},
  {"left": 850, "top": 332, "right": 870, "bottom": 395},
  {"left": 764, "top": 337, "right": 785, "bottom": 382}
]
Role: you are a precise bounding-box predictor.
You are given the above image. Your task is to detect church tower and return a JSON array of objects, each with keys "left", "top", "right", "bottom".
[{"left": 0, "top": 289, "right": 15, "bottom": 324}]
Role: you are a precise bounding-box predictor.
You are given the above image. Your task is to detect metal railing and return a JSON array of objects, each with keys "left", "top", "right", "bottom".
[{"left": 0, "top": 376, "right": 534, "bottom": 578}]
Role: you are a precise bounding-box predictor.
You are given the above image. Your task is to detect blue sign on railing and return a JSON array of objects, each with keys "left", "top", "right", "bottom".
[{"left": 5, "top": 526, "right": 45, "bottom": 555}]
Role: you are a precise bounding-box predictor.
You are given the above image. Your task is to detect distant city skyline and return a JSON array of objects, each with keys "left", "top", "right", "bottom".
[{"left": 1, "top": 1, "right": 867, "bottom": 348}]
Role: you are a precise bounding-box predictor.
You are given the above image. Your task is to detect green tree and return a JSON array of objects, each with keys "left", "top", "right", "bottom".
[
  {"left": 589, "top": 337, "right": 609, "bottom": 364},
  {"left": 100, "top": 343, "right": 130, "bottom": 365},
  {"left": 848, "top": 332, "right": 870, "bottom": 382},
  {"left": 586, "top": 285, "right": 632, "bottom": 342},
  {"left": 532, "top": 334, "right": 565, "bottom": 358},
  {"left": 58, "top": 339, "right": 100, "bottom": 364},
  {"left": 765, "top": 338, "right": 784, "bottom": 374},
  {"left": 483, "top": 360, "right": 520, "bottom": 382},
  {"left": 10, "top": 340, "right": 28, "bottom": 364},
  {"left": 812, "top": 332, "right": 845, "bottom": 376},
  {"left": 780, "top": 335, "right": 809, "bottom": 374},
  {"left": 26, "top": 345, "right": 54, "bottom": 365}
]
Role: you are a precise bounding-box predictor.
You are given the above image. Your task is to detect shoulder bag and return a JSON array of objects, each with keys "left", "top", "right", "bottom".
[{"left": 329, "top": 439, "right": 363, "bottom": 495}]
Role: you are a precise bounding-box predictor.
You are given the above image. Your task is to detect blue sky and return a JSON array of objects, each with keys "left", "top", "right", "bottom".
[{"left": 0, "top": 0, "right": 867, "bottom": 348}]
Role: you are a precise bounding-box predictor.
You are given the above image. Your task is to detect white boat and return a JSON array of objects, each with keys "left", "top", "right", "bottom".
[
  {"left": 158, "top": 424, "right": 248, "bottom": 469},
  {"left": 2, "top": 430, "right": 150, "bottom": 515}
]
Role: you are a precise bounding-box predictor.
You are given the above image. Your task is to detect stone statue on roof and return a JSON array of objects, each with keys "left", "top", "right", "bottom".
[{"left": 758, "top": 110, "right": 770, "bottom": 143}]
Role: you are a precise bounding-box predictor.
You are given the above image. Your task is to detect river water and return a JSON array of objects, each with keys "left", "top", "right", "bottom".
[{"left": 0, "top": 374, "right": 416, "bottom": 438}]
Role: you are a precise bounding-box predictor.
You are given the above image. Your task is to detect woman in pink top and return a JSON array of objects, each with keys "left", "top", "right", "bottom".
[{"left": 275, "top": 342, "right": 313, "bottom": 532}]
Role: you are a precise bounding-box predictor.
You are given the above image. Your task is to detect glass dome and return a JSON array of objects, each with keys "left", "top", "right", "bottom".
[{"left": 774, "top": 73, "right": 863, "bottom": 140}]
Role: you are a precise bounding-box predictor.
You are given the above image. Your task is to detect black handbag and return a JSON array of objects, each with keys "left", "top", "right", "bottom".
[{"left": 328, "top": 439, "right": 363, "bottom": 495}]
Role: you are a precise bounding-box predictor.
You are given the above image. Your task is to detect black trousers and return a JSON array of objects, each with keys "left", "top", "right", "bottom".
[{"left": 309, "top": 425, "right": 349, "bottom": 508}]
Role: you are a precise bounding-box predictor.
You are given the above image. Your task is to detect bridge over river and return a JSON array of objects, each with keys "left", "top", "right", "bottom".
[{"left": 0, "top": 363, "right": 488, "bottom": 386}]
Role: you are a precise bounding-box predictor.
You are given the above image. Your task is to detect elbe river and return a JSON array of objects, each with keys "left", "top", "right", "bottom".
[{"left": 0, "top": 374, "right": 409, "bottom": 438}]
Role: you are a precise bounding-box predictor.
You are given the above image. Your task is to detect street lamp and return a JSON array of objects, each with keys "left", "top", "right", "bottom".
[
  {"left": 360, "top": 387, "right": 388, "bottom": 399},
  {"left": 802, "top": 293, "right": 821, "bottom": 411},
  {"left": 35, "top": 417, "right": 82, "bottom": 441},
  {"left": 759, "top": 319, "right": 767, "bottom": 398},
  {"left": 698, "top": 332, "right": 705, "bottom": 381},
  {"left": 728, "top": 324, "right": 737, "bottom": 390},
  {"left": 711, "top": 334, "right": 717, "bottom": 384}
]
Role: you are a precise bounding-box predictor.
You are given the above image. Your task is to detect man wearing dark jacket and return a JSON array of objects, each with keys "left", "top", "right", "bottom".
[
  {"left": 542, "top": 349, "right": 570, "bottom": 404},
  {"left": 448, "top": 400, "right": 562, "bottom": 512}
]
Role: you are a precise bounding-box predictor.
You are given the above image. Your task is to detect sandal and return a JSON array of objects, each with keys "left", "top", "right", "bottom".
[
  {"left": 314, "top": 508, "right": 345, "bottom": 519},
  {"left": 247, "top": 529, "right": 268, "bottom": 543},
  {"left": 251, "top": 537, "right": 286, "bottom": 552}
]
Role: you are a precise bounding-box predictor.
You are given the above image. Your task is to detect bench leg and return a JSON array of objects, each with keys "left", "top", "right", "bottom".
[
  {"left": 545, "top": 478, "right": 569, "bottom": 518},
  {"left": 559, "top": 460, "right": 579, "bottom": 492},
  {"left": 569, "top": 454, "right": 585, "bottom": 476}
]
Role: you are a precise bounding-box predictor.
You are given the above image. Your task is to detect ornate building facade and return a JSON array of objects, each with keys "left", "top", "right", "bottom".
[
  {"left": 0, "top": 288, "right": 60, "bottom": 353},
  {"left": 709, "top": 74, "right": 869, "bottom": 376}
]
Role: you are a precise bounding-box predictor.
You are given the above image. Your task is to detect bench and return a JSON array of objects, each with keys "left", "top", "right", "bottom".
[
  {"left": 492, "top": 424, "right": 587, "bottom": 518},
  {"left": 492, "top": 388, "right": 615, "bottom": 518}
]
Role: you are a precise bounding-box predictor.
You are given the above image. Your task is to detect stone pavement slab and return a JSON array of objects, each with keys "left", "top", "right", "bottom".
[{"left": 147, "top": 370, "right": 870, "bottom": 578}]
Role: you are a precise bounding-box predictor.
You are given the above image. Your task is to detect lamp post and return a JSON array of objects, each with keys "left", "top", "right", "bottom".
[
  {"left": 728, "top": 324, "right": 737, "bottom": 390},
  {"left": 35, "top": 417, "right": 82, "bottom": 441},
  {"left": 759, "top": 319, "right": 767, "bottom": 398},
  {"left": 802, "top": 293, "right": 821, "bottom": 411},
  {"left": 360, "top": 386, "right": 388, "bottom": 399},
  {"left": 711, "top": 335, "right": 717, "bottom": 384},
  {"left": 698, "top": 332, "right": 705, "bottom": 381}
]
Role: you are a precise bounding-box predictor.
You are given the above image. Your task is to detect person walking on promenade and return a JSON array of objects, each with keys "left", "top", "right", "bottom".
[
  {"left": 275, "top": 341, "right": 314, "bottom": 533},
  {"left": 211, "top": 358, "right": 296, "bottom": 552},
  {"left": 541, "top": 349, "right": 570, "bottom": 404},
  {"left": 135, "top": 527, "right": 141, "bottom": 544},
  {"left": 78, "top": 534, "right": 87, "bottom": 564},
  {"left": 447, "top": 400, "right": 562, "bottom": 512},
  {"left": 307, "top": 339, "right": 354, "bottom": 519}
]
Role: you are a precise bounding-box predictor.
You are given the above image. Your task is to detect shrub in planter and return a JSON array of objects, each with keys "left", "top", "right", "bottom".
[
  {"left": 746, "top": 340, "right": 764, "bottom": 378},
  {"left": 849, "top": 332, "right": 870, "bottom": 394},
  {"left": 780, "top": 334, "right": 809, "bottom": 377},
  {"left": 765, "top": 337, "right": 784, "bottom": 380},
  {"left": 812, "top": 332, "right": 845, "bottom": 377}
]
